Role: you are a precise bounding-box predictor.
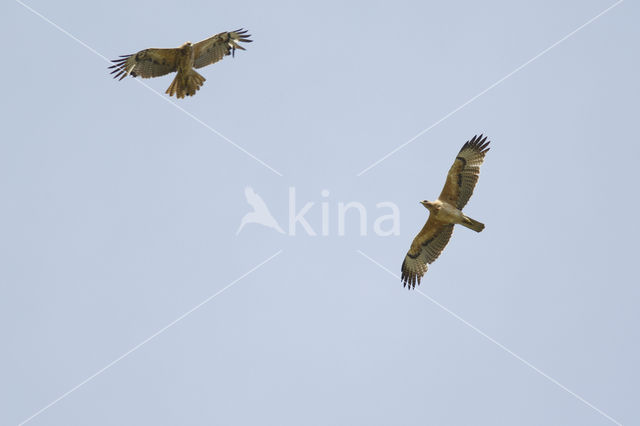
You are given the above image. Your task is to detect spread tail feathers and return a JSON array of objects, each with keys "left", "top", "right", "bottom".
[
  {"left": 166, "top": 69, "right": 206, "bottom": 99},
  {"left": 462, "top": 215, "right": 485, "bottom": 232}
]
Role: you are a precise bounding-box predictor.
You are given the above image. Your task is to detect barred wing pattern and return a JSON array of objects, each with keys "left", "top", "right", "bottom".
[
  {"left": 109, "top": 48, "right": 178, "bottom": 80},
  {"left": 193, "top": 29, "right": 252, "bottom": 69},
  {"left": 439, "top": 135, "right": 490, "bottom": 210},
  {"left": 401, "top": 219, "right": 454, "bottom": 289}
]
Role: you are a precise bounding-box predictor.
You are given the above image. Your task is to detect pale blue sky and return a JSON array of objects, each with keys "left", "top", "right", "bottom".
[{"left": 1, "top": 0, "right": 638, "bottom": 425}]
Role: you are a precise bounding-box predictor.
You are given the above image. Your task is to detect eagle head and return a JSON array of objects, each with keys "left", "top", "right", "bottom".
[{"left": 420, "top": 200, "right": 434, "bottom": 211}]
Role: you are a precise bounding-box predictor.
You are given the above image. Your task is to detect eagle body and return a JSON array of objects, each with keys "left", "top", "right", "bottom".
[
  {"left": 165, "top": 42, "right": 205, "bottom": 98},
  {"left": 423, "top": 200, "right": 463, "bottom": 223},
  {"left": 401, "top": 135, "right": 490, "bottom": 289},
  {"left": 175, "top": 42, "right": 195, "bottom": 73},
  {"left": 109, "top": 29, "right": 252, "bottom": 98},
  {"left": 421, "top": 200, "right": 484, "bottom": 232}
]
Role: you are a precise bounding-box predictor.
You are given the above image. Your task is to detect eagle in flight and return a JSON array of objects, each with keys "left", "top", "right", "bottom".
[
  {"left": 401, "top": 135, "right": 490, "bottom": 289},
  {"left": 109, "top": 29, "right": 252, "bottom": 98}
]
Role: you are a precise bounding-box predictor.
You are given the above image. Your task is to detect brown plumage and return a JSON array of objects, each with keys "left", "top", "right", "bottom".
[
  {"left": 401, "top": 135, "right": 490, "bottom": 289},
  {"left": 109, "top": 29, "right": 252, "bottom": 98}
]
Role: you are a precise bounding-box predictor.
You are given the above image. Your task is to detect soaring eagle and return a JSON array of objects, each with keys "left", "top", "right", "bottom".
[
  {"left": 109, "top": 29, "right": 252, "bottom": 98},
  {"left": 401, "top": 135, "right": 490, "bottom": 289}
]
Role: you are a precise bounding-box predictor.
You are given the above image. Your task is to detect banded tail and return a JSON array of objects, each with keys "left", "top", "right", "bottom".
[
  {"left": 461, "top": 215, "right": 485, "bottom": 232},
  {"left": 166, "top": 69, "right": 206, "bottom": 99}
]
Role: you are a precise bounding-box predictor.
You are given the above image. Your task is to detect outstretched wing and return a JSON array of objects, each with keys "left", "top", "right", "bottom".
[
  {"left": 109, "top": 48, "right": 178, "bottom": 80},
  {"left": 439, "top": 135, "right": 490, "bottom": 210},
  {"left": 192, "top": 29, "right": 252, "bottom": 69},
  {"left": 401, "top": 216, "right": 454, "bottom": 289}
]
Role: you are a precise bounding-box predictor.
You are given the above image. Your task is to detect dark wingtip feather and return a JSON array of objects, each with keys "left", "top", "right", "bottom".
[
  {"left": 463, "top": 134, "right": 491, "bottom": 155},
  {"left": 110, "top": 57, "right": 128, "bottom": 66},
  {"left": 108, "top": 54, "right": 134, "bottom": 80},
  {"left": 401, "top": 262, "right": 420, "bottom": 290},
  {"left": 231, "top": 28, "right": 252, "bottom": 43}
]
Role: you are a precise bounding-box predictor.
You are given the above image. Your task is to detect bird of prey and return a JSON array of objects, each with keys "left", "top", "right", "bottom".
[
  {"left": 109, "top": 29, "right": 252, "bottom": 98},
  {"left": 401, "top": 135, "right": 490, "bottom": 289}
]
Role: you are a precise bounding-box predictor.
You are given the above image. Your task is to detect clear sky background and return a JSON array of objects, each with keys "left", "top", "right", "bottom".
[{"left": 1, "top": 0, "right": 638, "bottom": 425}]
